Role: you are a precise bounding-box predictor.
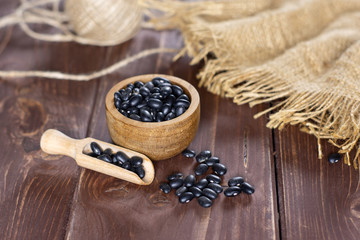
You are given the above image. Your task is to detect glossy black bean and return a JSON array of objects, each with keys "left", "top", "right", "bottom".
[
  {"left": 179, "top": 192, "right": 194, "bottom": 204},
  {"left": 129, "top": 94, "right": 142, "bottom": 107},
  {"left": 189, "top": 186, "right": 202, "bottom": 198},
  {"left": 152, "top": 78, "right": 161, "bottom": 86},
  {"left": 328, "top": 153, "right": 341, "bottom": 164},
  {"left": 160, "top": 183, "right": 171, "bottom": 194},
  {"left": 175, "top": 186, "right": 187, "bottom": 197},
  {"left": 156, "top": 112, "right": 165, "bottom": 122},
  {"left": 129, "top": 114, "right": 141, "bottom": 121},
  {"left": 202, "top": 188, "right": 218, "bottom": 200},
  {"left": 119, "top": 109, "right": 127, "bottom": 117},
  {"left": 174, "top": 99, "right": 190, "bottom": 108},
  {"left": 103, "top": 148, "right": 113, "bottom": 155},
  {"left": 127, "top": 107, "right": 139, "bottom": 115},
  {"left": 120, "top": 101, "right": 130, "bottom": 110},
  {"left": 147, "top": 98, "right": 163, "bottom": 109},
  {"left": 169, "top": 178, "right": 184, "bottom": 189},
  {"left": 171, "top": 107, "right": 176, "bottom": 114},
  {"left": 139, "top": 86, "right": 151, "bottom": 97},
  {"left": 140, "top": 109, "right": 152, "bottom": 121},
  {"left": 144, "top": 81, "right": 154, "bottom": 90},
  {"left": 224, "top": 186, "right": 241, "bottom": 197},
  {"left": 175, "top": 106, "right": 186, "bottom": 117},
  {"left": 114, "top": 151, "right": 129, "bottom": 164},
  {"left": 152, "top": 87, "right": 160, "bottom": 93},
  {"left": 205, "top": 156, "right": 220, "bottom": 166},
  {"left": 134, "top": 81, "right": 144, "bottom": 88},
  {"left": 212, "top": 163, "right": 227, "bottom": 176},
  {"left": 114, "top": 99, "right": 122, "bottom": 109},
  {"left": 134, "top": 166, "right": 145, "bottom": 179},
  {"left": 207, "top": 183, "right": 223, "bottom": 193},
  {"left": 165, "top": 112, "right": 175, "bottom": 121},
  {"left": 126, "top": 83, "right": 134, "bottom": 91},
  {"left": 90, "top": 142, "right": 103, "bottom": 156},
  {"left": 160, "top": 86, "right": 172, "bottom": 97},
  {"left": 167, "top": 172, "right": 183, "bottom": 181},
  {"left": 196, "top": 150, "right": 212, "bottom": 163},
  {"left": 133, "top": 88, "right": 140, "bottom": 94},
  {"left": 194, "top": 179, "right": 208, "bottom": 189},
  {"left": 198, "top": 196, "right": 212, "bottom": 208},
  {"left": 184, "top": 174, "right": 196, "bottom": 187},
  {"left": 122, "top": 161, "right": 131, "bottom": 170},
  {"left": 164, "top": 94, "right": 176, "bottom": 106},
  {"left": 228, "top": 176, "right": 244, "bottom": 187},
  {"left": 114, "top": 91, "right": 122, "bottom": 100},
  {"left": 240, "top": 182, "right": 255, "bottom": 195},
  {"left": 130, "top": 156, "right": 143, "bottom": 167},
  {"left": 206, "top": 174, "right": 221, "bottom": 184},
  {"left": 177, "top": 93, "right": 190, "bottom": 102},
  {"left": 152, "top": 76, "right": 170, "bottom": 85},
  {"left": 182, "top": 149, "right": 196, "bottom": 158},
  {"left": 171, "top": 85, "right": 183, "bottom": 97},
  {"left": 195, "top": 163, "right": 209, "bottom": 176},
  {"left": 136, "top": 101, "right": 148, "bottom": 109},
  {"left": 120, "top": 90, "right": 130, "bottom": 101},
  {"left": 97, "top": 154, "right": 112, "bottom": 163},
  {"left": 111, "top": 154, "right": 119, "bottom": 164},
  {"left": 161, "top": 104, "right": 171, "bottom": 116}
]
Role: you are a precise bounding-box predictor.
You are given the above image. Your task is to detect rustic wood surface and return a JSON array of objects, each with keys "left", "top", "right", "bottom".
[{"left": 0, "top": 1, "right": 359, "bottom": 240}]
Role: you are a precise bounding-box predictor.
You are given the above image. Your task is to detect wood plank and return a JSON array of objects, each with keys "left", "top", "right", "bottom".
[
  {"left": 276, "top": 126, "right": 360, "bottom": 239},
  {"left": 65, "top": 28, "right": 279, "bottom": 240}
]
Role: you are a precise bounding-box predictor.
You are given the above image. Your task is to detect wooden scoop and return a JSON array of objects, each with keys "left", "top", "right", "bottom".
[{"left": 40, "top": 129, "right": 155, "bottom": 185}]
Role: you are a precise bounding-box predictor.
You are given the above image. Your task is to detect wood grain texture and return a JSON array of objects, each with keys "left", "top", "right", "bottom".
[{"left": 276, "top": 126, "right": 360, "bottom": 240}]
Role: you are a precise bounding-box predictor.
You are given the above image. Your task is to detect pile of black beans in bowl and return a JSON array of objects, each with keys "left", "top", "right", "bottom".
[
  {"left": 86, "top": 142, "right": 145, "bottom": 179},
  {"left": 159, "top": 149, "right": 255, "bottom": 208},
  {"left": 114, "top": 77, "right": 191, "bottom": 122}
]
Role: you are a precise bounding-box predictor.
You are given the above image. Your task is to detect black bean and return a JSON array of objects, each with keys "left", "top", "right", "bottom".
[
  {"left": 147, "top": 98, "right": 163, "bottom": 109},
  {"left": 174, "top": 99, "right": 190, "bottom": 108},
  {"left": 130, "top": 156, "right": 143, "bottom": 167},
  {"left": 97, "top": 154, "right": 112, "bottom": 163},
  {"left": 114, "top": 91, "right": 122, "bottom": 101},
  {"left": 114, "top": 151, "right": 129, "bottom": 165},
  {"left": 164, "top": 112, "right": 175, "bottom": 121},
  {"left": 212, "top": 163, "right": 227, "bottom": 176},
  {"left": 126, "top": 83, "right": 134, "bottom": 91},
  {"left": 184, "top": 174, "right": 196, "bottom": 187},
  {"left": 182, "top": 149, "right": 196, "bottom": 158},
  {"left": 122, "top": 161, "right": 131, "bottom": 170},
  {"left": 111, "top": 154, "right": 119, "bottom": 164},
  {"left": 156, "top": 112, "right": 165, "bottom": 122},
  {"left": 121, "top": 101, "right": 130, "bottom": 110},
  {"left": 171, "top": 85, "right": 183, "bottom": 97},
  {"left": 198, "top": 196, "right": 212, "bottom": 208},
  {"left": 103, "top": 148, "right": 113, "bottom": 155},
  {"left": 140, "top": 109, "right": 152, "bottom": 121},
  {"left": 169, "top": 178, "right": 184, "bottom": 189},
  {"left": 224, "top": 186, "right": 242, "bottom": 197},
  {"left": 160, "top": 86, "right": 172, "bottom": 97},
  {"left": 152, "top": 87, "right": 161, "bottom": 93},
  {"left": 195, "top": 163, "right": 209, "bottom": 176},
  {"left": 152, "top": 78, "right": 161, "bottom": 86},
  {"left": 139, "top": 86, "right": 151, "bottom": 97},
  {"left": 127, "top": 107, "right": 139, "bottom": 115},
  {"left": 129, "top": 94, "right": 142, "bottom": 107},
  {"left": 90, "top": 142, "right": 103, "bottom": 156},
  {"left": 119, "top": 109, "right": 127, "bottom": 117},
  {"left": 114, "top": 99, "right": 122, "bottom": 109},
  {"left": 152, "top": 76, "right": 170, "bottom": 85},
  {"left": 120, "top": 90, "right": 130, "bottom": 101},
  {"left": 189, "top": 186, "right": 203, "bottom": 198},
  {"left": 202, "top": 188, "right": 218, "bottom": 200},
  {"left": 167, "top": 172, "right": 183, "bottom": 181},
  {"left": 160, "top": 183, "right": 171, "bottom": 194},
  {"left": 228, "top": 176, "right": 244, "bottom": 187},
  {"left": 144, "top": 81, "right": 154, "bottom": 91},
  {"left": 328, "top": 153, "right": 341, "bottom": 164},
  {"left": 194, "top": 179, "right": 208, "bottom": 189},
  {"left": 133, "top": 88, "right": 140, "bottom": 94},
  {"left": 177, "top": 93, "right": 190, "bottom": 102},
  {"left": 205, "top": 156, "right": 220, "bottom": 166},
  {"left": 240, "top": 182, "right": 255, "bottom": 195},
  {"left": 175, "top": 186, "right": 187, "bottom": 197},
  {"left": 134, "top": 166, "right": 145, "bottom": 179},
  {"left": 179, "top": 192, "right": 194, "bottom": 204},
  {"left": 175, "top": 106, "right": 186, "bottom": 117},
  {"left": 171, "top": 107, "right": 176, "bottom": 114},
  {"left": 206, "top": 174, "right": 221, "bottom": 184},
  {"left": 196, "top": 150, "right": 212, "bottom": 163},
  {"left": 134, "top": 81, "right": 144, "bottom": 88},
  {"left": 207, "top": 183, "right": 223, "bottom": 194},
  {"left": 161, "top": 104, "right": 171, "bottom": 116},
  {"left": 159, "top": 82, "right": 172, "bottom": 88},
  {"left": 129, "top": 114, "right": 141, "bottom": 121},
  {"left": 164, "top": 94, "right": 176, "bottom": 106}
]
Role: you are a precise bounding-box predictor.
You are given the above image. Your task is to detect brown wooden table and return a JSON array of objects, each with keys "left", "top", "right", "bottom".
[{"left": 1, "top": 1, "right": 360, "bottom": 239}]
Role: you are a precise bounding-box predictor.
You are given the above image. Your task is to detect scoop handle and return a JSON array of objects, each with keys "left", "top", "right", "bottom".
[{"left": 40, "top": 129, "right": 79, "bottom": 159}]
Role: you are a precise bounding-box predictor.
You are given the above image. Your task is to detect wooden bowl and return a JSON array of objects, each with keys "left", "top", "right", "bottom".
[{"left": 105, "top": 74, "right": 200, "bottom": 160}]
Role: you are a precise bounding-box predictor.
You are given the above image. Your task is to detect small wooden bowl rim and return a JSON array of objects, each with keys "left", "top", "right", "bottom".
[{"left": 105, "top": 74, "right": 200, "bottom": 128}]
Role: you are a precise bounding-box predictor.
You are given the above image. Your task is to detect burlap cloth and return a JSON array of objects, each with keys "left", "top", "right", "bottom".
[{"left": 141, "top": 0, "right": 360, "bottom": 167}]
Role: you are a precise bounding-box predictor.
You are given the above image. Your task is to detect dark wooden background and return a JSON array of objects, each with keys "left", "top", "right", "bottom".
[{"left": 1, "top": 1, "right": 359, "bottom": 239}]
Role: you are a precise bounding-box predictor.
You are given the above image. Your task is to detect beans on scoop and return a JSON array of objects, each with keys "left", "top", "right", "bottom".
[{"left": 114, "top": 77, "right": 191, "bottom": 122}]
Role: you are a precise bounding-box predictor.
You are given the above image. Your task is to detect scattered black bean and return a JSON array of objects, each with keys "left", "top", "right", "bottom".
[
  {"left": 207, "top": 183, "right": 223, "bottom": 194},
  {"left": 240, "top": 182, "right": 255, "bottom": 195},
  {"left": 205, "top": 156, "right": 220, "bottom": 166},
  {"left": 90, "top": 142, "right": 102, "bottom": 156},
  {"left": 206, "top": 174, "right": 221, "bottom": 184},
  {"left": 182, "top": 149, "right": 196, "bottom": 158},
  {"left": 160, "top": 183, "right": 171, "bottom": 194},
  {"left": 228, "top": 176, "right": 244, "bottom": 187},
  {"left": 212, "top": 163, "right": 227, "bottom": 176},
  {"left": 328, "top": 153, "right": 341, "bottom": 164},
  {"left": 167, "top": 172, "right": 183, "bottom": 181},
  {"left": 202, "top": 188, "right": 218, "bottom": 200},
  {"left": 189, "top": 186, "right": 203, "bottom": 198},
  {"left": 224, "top": 186, "right": 242, "bottom": 197},
  {"left": 175, "top": 186, "right": 188, "bottom": 197},
  {"left": 196, "top": 150, "right": 212, "bottom": 163},
  {"left": 198, "top": 196, "right": 212, "bottom": 208},
  {"left": 195, "top": 163, "right": 209, "bottom": 176},
  {"left": 194, "top": 179, "right": 208, "bottom": 189},
  {"left": 179, "top": 192, "right": 195, "bottom": 204},
  {"left": 169, "top": 178, "right": 184, "bottom": 189},
  {"left": 184, "top": 174, "right": 196, "bottom": 187}
]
